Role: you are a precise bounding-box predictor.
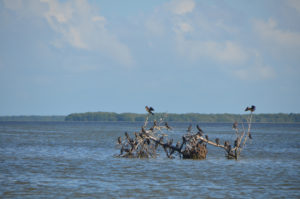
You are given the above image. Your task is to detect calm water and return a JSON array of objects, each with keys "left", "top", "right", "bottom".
[{"left": 1, "top": 121, "right": 300, "bottom": 198}]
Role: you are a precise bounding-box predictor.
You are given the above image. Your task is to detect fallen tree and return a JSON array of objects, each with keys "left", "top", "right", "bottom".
[{"left": 116, "top": 106, "right": 255, "bottom": 160}]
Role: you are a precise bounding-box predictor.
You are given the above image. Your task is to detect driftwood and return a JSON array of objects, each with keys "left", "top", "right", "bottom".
[{"left": 116, "top": 106, "right": 255, "bottom": 160}]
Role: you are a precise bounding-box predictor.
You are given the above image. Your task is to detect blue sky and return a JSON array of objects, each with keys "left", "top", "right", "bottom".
[{"left": 0, "top": 0, "right": 300, "bottom": 115}]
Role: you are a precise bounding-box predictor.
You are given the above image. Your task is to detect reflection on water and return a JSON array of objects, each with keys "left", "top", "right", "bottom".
[{"left": 1, "top": 121, "right": 300, "bottom": 198}]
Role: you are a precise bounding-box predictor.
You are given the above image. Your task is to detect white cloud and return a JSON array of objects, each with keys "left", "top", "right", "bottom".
[
  {"left": 286, "top": 0, "right": 300, "bottom": 14},
  {"left": 3, "top": 0, "right": 134, "bottom": 67},
  {"left": 145, "top": 17, "right": 166, "bottom": 36},
  {"left": 233, "top": 52, "right": 276, "bottom": 80},
  {"left": 92, "top": 16, "right": 106, "bottom": 23},
  {"left": 3, "top": 0, "right": 23, "bottom": 11},
  {"left": 254, "top": 18, "right": 300, "bottom": 48},
  {"left": 41, "top": 0, "right": 134, "bottom": 66},
  {"left": 167, "top": 0, "right": 195, "bottom": 15},
  {"left": 175, "top": 22, "right": 193, "bottom": 33},
  {"left": 234, "top": 64, "right": 276, "bottom": 80},
  {"left": 176, "top": 36, "right": 248, "bottom": 65}
]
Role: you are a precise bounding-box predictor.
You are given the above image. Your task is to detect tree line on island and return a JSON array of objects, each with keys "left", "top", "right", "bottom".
[
  {"left": 64, "top": 112, "right": 300, "bottom": 123},
  {"left": 1, "top": 112, "right": 299, "bottom": 123}
]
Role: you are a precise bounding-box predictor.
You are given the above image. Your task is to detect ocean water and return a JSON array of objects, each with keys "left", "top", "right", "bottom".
[{"left": 0, "top": 121, "right": 300, "bottom": 198}]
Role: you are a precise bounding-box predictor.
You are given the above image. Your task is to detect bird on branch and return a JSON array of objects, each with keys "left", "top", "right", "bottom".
[
  {"left": 232, "top": 121, "right": 238, "bottom": 130},
  {"left": 187, "top": 124, "right": 192, "bottom": 132},
  {"left": 249, "top": 133, "right": 253, "bottom": 139},
  {"left": 153, "top": 120, "right": 157, "bottom": 127},
  {"left": 141, "top": 126, "right": 147, "bottom": 134},
  {"left": 125, "top": 132, "right": 129, "bottom": 139},
  {"left": 165, "top": 122, "right": 172, "bottom": 130},
  {"left": 245, "top": 105, "right": 256, "bottom": 112},
  {"left": 224, "top": 141, "right": 229, "bottom": 148},
  {"left": 145, "top": 106, "right": 154, "bottom": 115},
  {"left": 196, "top": 125, "right": 204, "bottom": 136},
  {"left": 215, "top": 138, "right": 220, "bottom": 146},
  {"left": 117, "top": 136, "right": 122, "bottom": 144},
  {"left": 205, "top": 135, "right": 209, "bottom": 141}
]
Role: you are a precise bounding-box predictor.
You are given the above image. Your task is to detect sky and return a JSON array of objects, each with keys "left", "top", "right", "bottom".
[{"left": 0, "top": 0, "right": 300, "bottom": 115}]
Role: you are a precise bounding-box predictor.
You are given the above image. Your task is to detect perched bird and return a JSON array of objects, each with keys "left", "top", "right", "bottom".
[
  {"left": 139, "top": 133, "right": 144, "bottom": 138},
  {"left": 145, "top": 106, "right": 155, "bottom": 115},
  {"left": 134, "top": 132, "right": 138, "bottom": 138},
  {"left": 205, "top": 135, "right": 209, "bottom": 141},
  {"left": 187, "top": 124, "right": 192, "bottom": 132},
  {"left": 124, "top": 132, "right": 129, "bottom": 139},
  {"left": 197, "top": 131, "right": 203, "bottom": 137},
  {"left": 196, "top": 124, "right": 203, "bottom": 133},
  {"left": 145, "top": 138, "right": 150, "bottom": 145},
  {"left": 227, "top": 145, "right": 232, "bottom": 152},
  {"left": 117, "top": 136, "right": 122, "bottom": 144},
  {"left": 249, "top": 133, "right": 253, "bottom": 139},
  {"left": 120, "top": 146, "right": 124, "bottom": 155},
  {"left": 224, "top": 141, "right": 229, "bottom": 148},
  {"left": 245, "top": 105, "right": 256, "bottom": 112},
  {"left": 215, "top": 138, "right": 220, "bottom": 146},
  {"left": 168, "top": 139, "right": 173, "bottom": 146},
  {"left": 234, "top": 139, "right": 238, "bottom": 148},
  {"left": 129, "top": 138, "right": 134, "bottom": 144},
  {"left": 153, "top": 120, "right": 157, "bottom": 127},
  {"left": 165, "top": 122, "right": 172, "bottom": 130},
  {"left": 232, "top": 121, "right": 238, "bottom": 130},
  {"left": 182, "top": 136, "right": 187, "bottom": 143}
]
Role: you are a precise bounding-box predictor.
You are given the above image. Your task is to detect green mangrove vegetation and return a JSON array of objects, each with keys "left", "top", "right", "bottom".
[
  {"left": 1, "top": 112, "right": 299, "bottom": 123},
  {"left": 64, "top": 112, "right": 300, "bottom": 123}
]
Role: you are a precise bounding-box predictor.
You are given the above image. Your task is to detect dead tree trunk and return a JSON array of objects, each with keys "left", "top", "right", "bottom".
[{"left": 116, "top": 106, "right": 255, "bottom": 160}]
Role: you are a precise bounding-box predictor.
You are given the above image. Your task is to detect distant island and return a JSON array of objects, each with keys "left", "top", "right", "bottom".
[
  {"left": 64, "top": 112, "right": 300, "bottom": 123},
  {"left": 1, "top": 112, "right": 299, "bottom": 123}
]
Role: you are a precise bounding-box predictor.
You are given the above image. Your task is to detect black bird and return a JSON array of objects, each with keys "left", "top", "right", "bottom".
[
  {"left": 245, "top": 105, "right": 256, "bottom": 112},
  {"left": 197, "top": 131, "right": 203, "bottom": 137},
  {"left": 117, "top": 136, "right": 122, "bottom": 144},
  {"left": 165, "top": 122, "right": 172, "bottom": 130},
  {"left": 234, "top": 139, "right": 238, "bottom": 148},
  {"left": 134, "top": 132, "right": 138, "bottom": 138},
  {"left": 187, "top": 124, "right": 192, "bottom": 132},
  {"left": 227, "top": 145, "right": 232, "bottom": 152},
  {"left": 159, "top": 136, "right": 164, "bottom": 143},
  {"left": 215, "top": 138, "right": 220, "bottom": 146},
  {"left": 129, "top": 138, "right": 134, "bottom": 144},
  {"left": 145, "top": 106, "right": 154, "bottom": 115},
  {"left": 153, "top": 120, "right": 157, "bottom": 127},
  {"left": 182, "top": 136, "right": 186, "bottom": 143},
  {"left": 249, "top": 133, "right": 253, "bottom": 139},
  {"left": 233, "top": 121, "right": 238, "bottom": 130},
  {"left": 205, "top": 135, "right": 209, "bottom": 141},
  {"left": 224, "top": 141, "right": 229, "bottom": 148},
  {"left": 120, "top": 146, "right": 124, "bottom": 155},
  {"left": 168, "top": 139, "right": 173, "bottom": 146},
  {"left": 139, "top": 133, "right": 144, "bottom": 138},
  {"left": 196, "top": 124, "right": 203, "bottom": 133},
  {"left": 124, "top": 132, "right": 129, "bottom": 139},
  {"left": 145, "top": 138, "right": 150, "bottom": 145}
]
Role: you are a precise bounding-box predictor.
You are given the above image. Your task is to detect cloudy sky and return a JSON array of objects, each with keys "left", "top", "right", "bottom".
[{"left": 0, "top": 0, "right": 300, "bottom": 115}]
